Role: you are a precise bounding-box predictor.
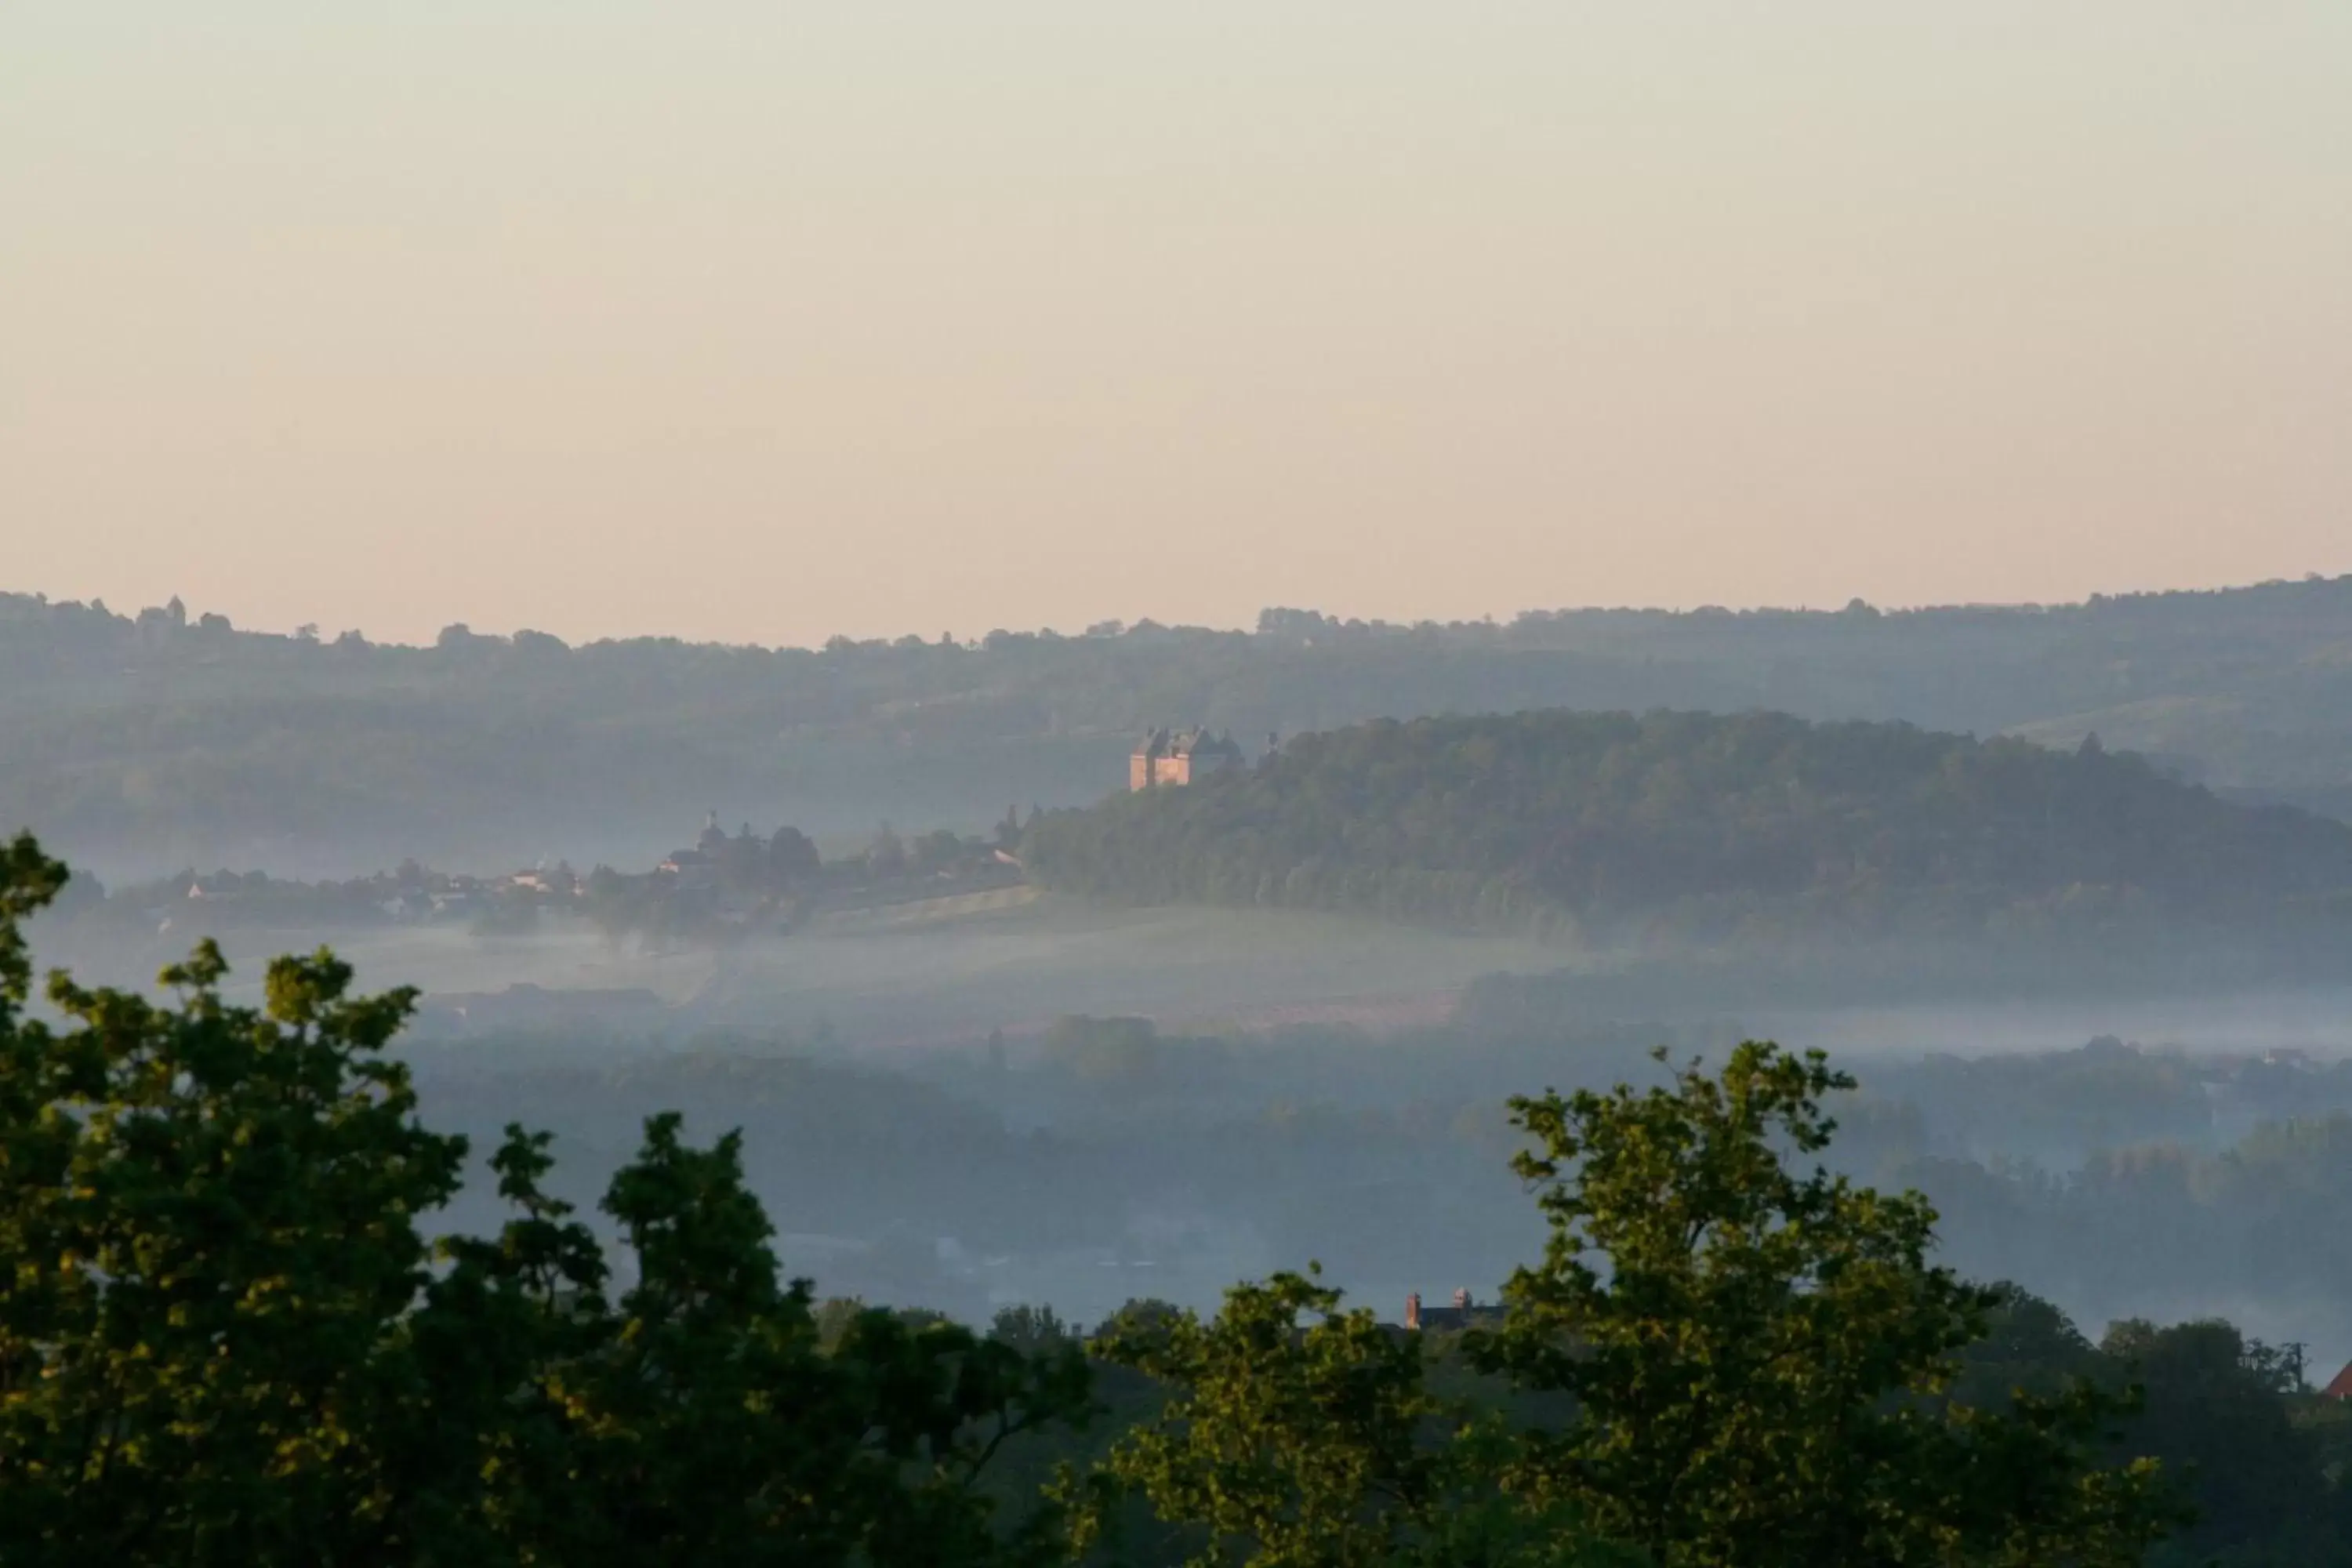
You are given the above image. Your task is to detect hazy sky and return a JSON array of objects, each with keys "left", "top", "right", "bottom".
[{"left": 5, "top": 4, "right": 2349, "bottom": 647}]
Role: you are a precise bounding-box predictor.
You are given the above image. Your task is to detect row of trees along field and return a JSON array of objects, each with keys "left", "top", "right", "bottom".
[
  {"left": 1022, "top": 710, "right": 2352, "bottom": 942},
  {"left": 18, "top": 832, "right": 2352, "bottom": 1565}
]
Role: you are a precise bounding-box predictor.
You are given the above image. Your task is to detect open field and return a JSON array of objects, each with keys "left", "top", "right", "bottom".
[
  {"left": 97, "top": 889, "right": 2352, "bottom": 1069},
  {"left": 292, "top": 895, "right": 1576, "bottom": 1049}
]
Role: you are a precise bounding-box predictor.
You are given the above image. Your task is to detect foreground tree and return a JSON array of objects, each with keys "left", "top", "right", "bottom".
[
  {"left": 0, "top": 833, "right": 1092, "bottom": 1566},
  {"left": 2095, "top": 1318, "right": 2343, "bottom": 1565},
  {"left": 0, "top": 847, "right": 466, "bottom": 1562},
  {"left": 1080, "top": 1267, "right": 1626, "bottom": 1568},
  {"left": 1468, "top": 1044, "right": 2176, "bottom": 1566},
  {"left": 439, "top": 1112, "right": 1094, "bottom": 1566},
  {"left": 1080, "top": 1046, "right": 2179, "bottom": 1567}
]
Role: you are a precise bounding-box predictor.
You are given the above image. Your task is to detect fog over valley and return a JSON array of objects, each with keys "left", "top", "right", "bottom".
[{"left": 17, "top": 579, "right": 2352, "bottom": 1380}]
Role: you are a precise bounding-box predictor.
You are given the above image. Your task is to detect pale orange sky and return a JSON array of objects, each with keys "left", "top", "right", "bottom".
[{"left": 4, "top": 3, "right": 2349, "bottom": 646}]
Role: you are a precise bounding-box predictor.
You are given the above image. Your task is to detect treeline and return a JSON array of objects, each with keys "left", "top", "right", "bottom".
[
  {"left": 574, "top": 815, "right": 1025, "bottom": 949},
  {"left": 1022, "top": 710, "right": 2352, "bottom": 942},
  {"left": 13, "top": 572, "right": 2352, "bottom": 874},
  {"left": 26, "top": 813, "right": 1024, "bottom": 958},
  {"left": 393, "top": 1013, "right": 2352, "bottom": 1356},
  {"left": 0, "top": 836, "right": 2220, "bottom": 1563}
]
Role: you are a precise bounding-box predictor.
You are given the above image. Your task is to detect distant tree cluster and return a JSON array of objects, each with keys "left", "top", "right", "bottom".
[
  {"left": 1023, "top": 710, "right": 2352, "bottom": 942},
  {"left": 576, "top": 816, "right": 1018, "bottom": 949},
  {"left": 25, "top": 811, "right": 1020, "bottom": 958},
  {"left": 42, "top": 859, "right": 552, "bottom": 939}
]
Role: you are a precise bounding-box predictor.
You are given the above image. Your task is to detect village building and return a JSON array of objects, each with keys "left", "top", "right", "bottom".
[
  {"left": 1129, "top": 726, "right": 1246, "bottom": 790},
  {"left": 428, "top": 888, "right": 485, "bottom": 918},
  {"left": 659, "top": 811, "right": 731, "bottom": 880}
]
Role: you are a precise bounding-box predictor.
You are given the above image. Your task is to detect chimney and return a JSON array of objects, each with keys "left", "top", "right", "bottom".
[
  {"left": 1454, "top": 1287, "right": 1471, "bottom": 1311},
  {"left": 1405, "top": 1292, "right": 1421, "bottom": 1330}
]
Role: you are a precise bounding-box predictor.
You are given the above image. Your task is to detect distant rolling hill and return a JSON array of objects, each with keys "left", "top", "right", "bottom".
[
  {"left": 9, "top": 572, "right": 2352, "bottom": 877},
  {"left": 1022, "top": 709, "right": 2352, "bottom": 945}
]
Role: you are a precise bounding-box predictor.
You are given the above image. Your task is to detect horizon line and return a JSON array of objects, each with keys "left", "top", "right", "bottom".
[{"left": 6, "top": 567, "right": 2349, "bottom": 656}]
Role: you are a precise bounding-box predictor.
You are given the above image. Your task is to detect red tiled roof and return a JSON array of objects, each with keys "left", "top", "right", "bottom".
[{"left": 2321, "top": 1361, "right": 2352, "bottom": 1399}]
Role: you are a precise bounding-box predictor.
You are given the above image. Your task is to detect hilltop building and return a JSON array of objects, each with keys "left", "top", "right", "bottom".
[
  {"left": 1403, "top": 1288, "right": 1504, "bottom": 1333},
  {"left": 656, "top": 811, "right": 729, "bottom": 890},
  {"left": 1129, "top": 727, "right": 1246, "bottom": 790}
]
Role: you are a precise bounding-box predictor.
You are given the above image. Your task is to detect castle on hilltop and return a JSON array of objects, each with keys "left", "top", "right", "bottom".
[
  {"left": 1403, "top": 1288, "right": 1503, "bottom": 1333},
  {"left": 1129, "top": 726, "right": 1247, "bottom": 790}
]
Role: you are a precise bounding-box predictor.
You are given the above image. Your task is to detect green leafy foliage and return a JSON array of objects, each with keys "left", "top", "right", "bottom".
[
  {"left": 1069, "top": 1046, "right": 2180, "bottom": 1566},
  {"left": 1078, "top": 1268, "right": 1630, "bottom": 1568},
  {"left": 1080, "top": 1269, "right": 1445, "bottom": 1566},
  {"left": 1465, "top": 1043, "right": 2176, "bottom": 1566},
  {"left": 2096, "top": 1319, "right": 2348, "bottom": 1566},
  {"left": 0, "top": 927, "right": 462, "bottom": 1562},
  {"left": 0, "top": 833, "right": 1094, "bottom": 1566}
]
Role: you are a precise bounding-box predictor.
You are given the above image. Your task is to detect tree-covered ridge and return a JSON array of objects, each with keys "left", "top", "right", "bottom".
[
  {"left": 1022, "top": 710, "right": 2352, "bottom": 939},
  {"left": 11, "top": 571, "right": 2352, "bottom": 874}
]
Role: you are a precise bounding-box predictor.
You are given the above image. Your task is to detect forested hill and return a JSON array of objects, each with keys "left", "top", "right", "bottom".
[
  {"left": 1021, "top": 710, "right": 2352, "bottom": 942},
  {"left": 9, "top": 572, "right": 2352, "bottom": 877}
]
